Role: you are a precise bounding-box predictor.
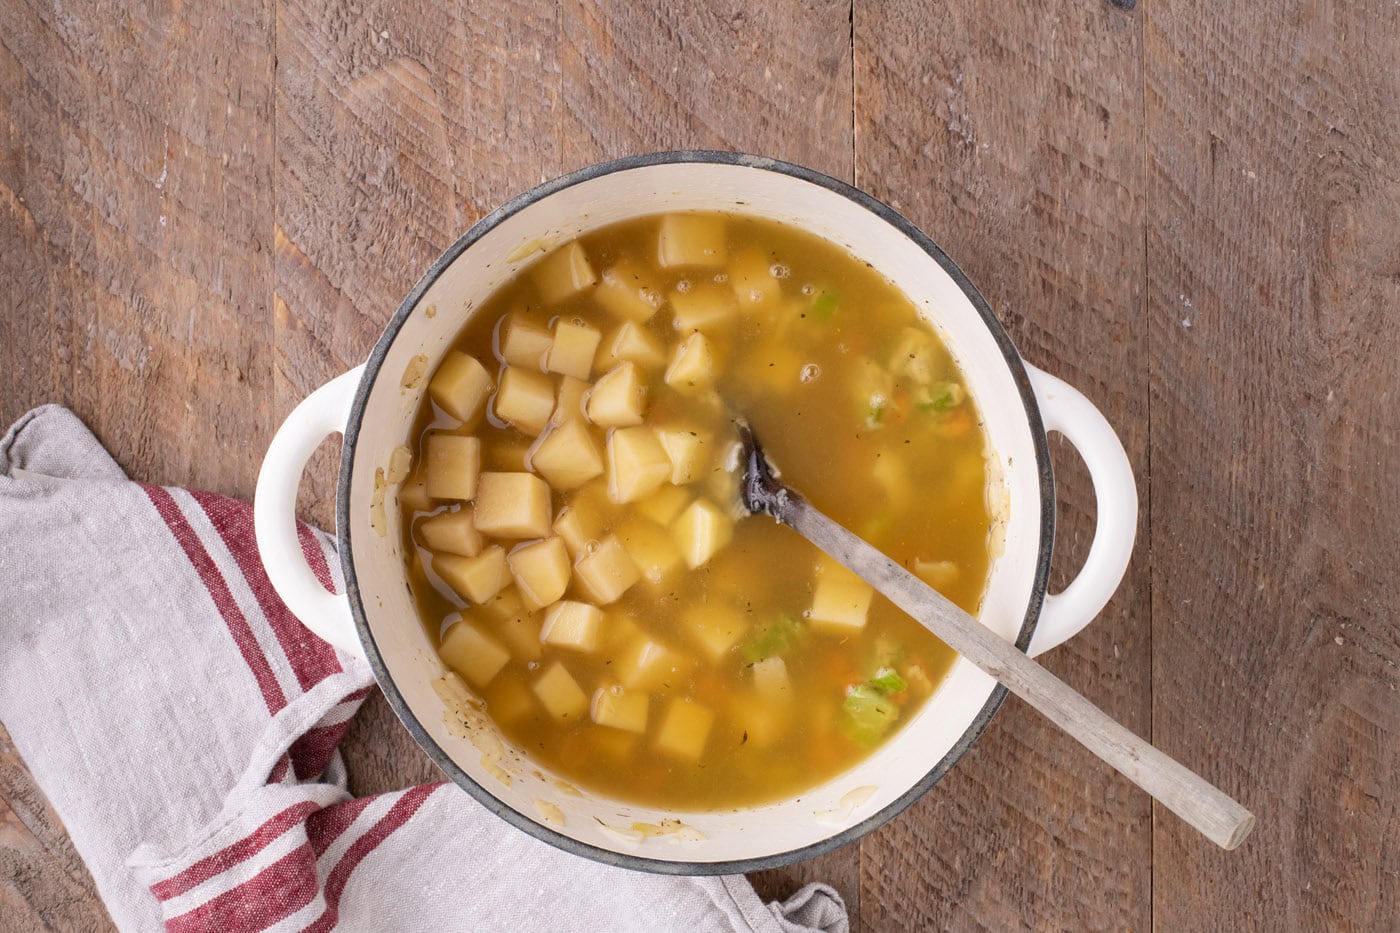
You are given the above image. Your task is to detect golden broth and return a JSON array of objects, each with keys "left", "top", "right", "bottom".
[{"left": 397, "top": 212, "right": 992, "bottom": 809}]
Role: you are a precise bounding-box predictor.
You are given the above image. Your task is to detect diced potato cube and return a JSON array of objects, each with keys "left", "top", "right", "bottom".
[
  {"left": 654, "top": 698, "right": 714, "bottom": 761},
  {"left": 604, "top": 614, "right": 642, "bottom": 653},
  {"left": 428, "top": 351, "right": 493, "bottom": 424},
  {"left": 727, "top": 691, "right": 790, "bottom": 747},
  {"left": 417, "top": 508, "right": 482, "bottom": 557},
  {"left": 594, "top": 259, "right": 662, "bottom": 322},
  {"left": 398, "top": 470, "right": 433, "bottom": 514},
  {"left": 573, "top": 535, "right": 640, "bottom": 604},
  {"left": 683, "top": 604, "right": 747, "bottom": 660},
  {"left": 635, "top": 484, "right": 692, "bottom": 525},
  {"left": 529, "top": 420, "right": 604, "bottom": 490},
  {"left": 670, "top": 284, "right": 737, "bottom": 333},
  {"left": 672, "top": 499, "right": 734, "bottom": 569},
  {"left": 437, "top": 617, "right": 510, "bottom": 687},
  {"left": 809, "top": 564, "right": 874, "bottom": 630},
  {"left": 617, "top": 518, "right": 684, "bottom": 586},
  {"left": 532, "top": 241, "right": 597, "bottom": 304},
  {"left": 872, "top": 453, "right": 911, "bottom": 504},
  {"left": 653, "top": 427, "right": 711, "bottom": 485},
  {"left": 540, "top": 600, "right": 604, "bottom": 652},
  {"left": 483, "top": 591, "right": 543, "bottom": 661},
  {"left": 499, "top": 315, "right": 554, "bottom": 370},
  {"left": 478, "top": 585, "right": 525, "bottom": 621},
  {"left": 749, "top": 656, "right": 791, "bottom": 698},
  {"left": 586, "top": 362, "right": 646, "bottom": 428},
  {"left": 546, "top": 320, "right": 602, "bottom": 380},
  {"left": 729, "top": 249, "right": 783, "bottom": 311},
  {"left": 913, "top": 558, "right": 959, "bottom": 592},
  {"left": 425, "top": 434, "right": 480, "bottom": 500},
  {"left": 532, "top": 661, "right": 588, "bottom": 721},
  {"left": 616, "top": 636, "right": 689, "bottom": 691},
  {"left": 658, "top": 213, "right": 726, "bottom": 268},
  {"left": 743, "top": 341, "right": 804, "bottom": 396},
  {"left": 596, "top": 321, "right": 666, "bottom": 371},
  {"left": 474, "top": 473, "right": 552, "bottom": 539},
  {"left": 553, "top": 501, "right": 602, "bottom": 559},
  {"left": 506, "top": 537, "right": 571, "bottom": 610},
  {"left": 494, "top": 367, "right": 555, "bottom": 436},
  {"left": 484, "top": 671, "right": 536, "bottom": 722},
  {"left": 664, "top": 332, "right": 717, "bottom": 394},
  {"left": 590, "top": 685, "right": 648, "bottom": 733},
  {"left": 552, "top": 376, "right": 591, "bottom": 427},
  {"left": 605, "top": 427, "right": 671, "bottom": 504},
  {"left": 434, "top": 546, "right": 510, "bottom": 604}
]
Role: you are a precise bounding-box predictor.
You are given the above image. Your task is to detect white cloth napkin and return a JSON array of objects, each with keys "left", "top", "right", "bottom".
[{"left": 0, "top": 405, "right": 847, "bottom": 933}]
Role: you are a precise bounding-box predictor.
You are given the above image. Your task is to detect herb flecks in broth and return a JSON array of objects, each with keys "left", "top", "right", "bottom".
[{"left": 397, "top": 212, "right": 992, "bottom": 810}]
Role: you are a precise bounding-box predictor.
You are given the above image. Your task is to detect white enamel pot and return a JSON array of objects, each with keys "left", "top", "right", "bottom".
[{"left": 254, "top": 152, "right": 1138, "bottom": 873}]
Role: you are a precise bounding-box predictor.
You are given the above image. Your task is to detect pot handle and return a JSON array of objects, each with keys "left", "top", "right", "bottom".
[
  {"left": 254, "top": 366, "right": 367, "bottom": 659},
  {"left": 1024, "top": 365, "right": 1138, "bottom": 657}
]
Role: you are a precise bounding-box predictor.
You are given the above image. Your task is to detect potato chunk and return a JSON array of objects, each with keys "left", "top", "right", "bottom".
[
  {"left": 438, "top": 617, "right": 510, "bottom": 687},
  {"left": 540, "top": 600, "right": 604, "bottom": 653},
  {"left": 749, "top": 656, "right": 791, "bottom": 699},
  {"left": 586, "top": 362, "right": 646, "bottom": 428},
  {"left": 596, "top": 321, "right": 666, "bottom": 371},
  {"left": 499, "top": 315, "right": 554, "bottom": 370},
  {"left": 617, "top": 518, "right": 684, "bottom": 586},
  {"left": 809, "top": 563, "right": 875, "bottom": 630},
  {"left": 552, "top": 499, "right": 602, "bottom": 559},
  {"left": 425, "top": 434, "right": 480, "bottom": 501},
  {"left": 729, "top": 249, "right": 783, "bottom": 311},
  {"left": 428, "top": 351, "right": 493, "bottom": 424},
  {"left": 672, "top": 498, "right": 734, "bottom": 569},
  {"left": 683, "top": 604, "right": 747, "bottom": 660},
  {"left": 494, "top": 367, "right": 555, "bottom": 436},
  {"left": 594, "top": 260, "right": 662, "bottom": 322},
  {"left": 572, "top": 535, "right": 640, "bottom": 604},
  {"left": 635, "top": 484, "right": 691, "bottom": 525},
  {"left": 532, "top": 661, "right": 588, "bottom": 721},
  {"left": 480, "top": 589, "right": 542, "bottom": 661},
  {"left": 658, "top": 213, "right": 726, "bottom": 268},
  {"left": 398, "top": 472, "right": 432, "bottom": 514},
  {"left": 529, "top": 420, "right": 604, "bottom": 490},
  {"left": 483, "top": 672, "right": 536, "bottom": 722},
  {"left": 655, "top": 698, "right": 715, "bottom": 761},
  {"left": 551, "top": 376, "right": 590, "bottom": 427},
  {"left": 653, "top": 427, "right": 711, "bottom": 485},
  {"left": 434, "top": 546, "right": 509, "bottom": 604},
  {"left": 590, "top": 685, "right": 648, "bottom": 733},
  {"left": 664, "top": 332, "right": 717, "bottom": 395},
  {"left": 616, "top": 635, "right": 689, "bottom": 691},
  {"left": 546, "top": 320, "right": 602, "bottom": 380},
  {"left": 670, "top": 284, "right": 737, "bottom": 333},
  {"left": 606, "top": 426, "right": 672, "bottom": 504},
  {"left": 417, "top": 508, "right": 482, "bottom": 557},
  {"left": 506, "top": 537, "right": 571, "bottom": 610},
  {"left": 473, "top": 472, "right": 552, "bottom": 539},
  {"left": 532, "top": 241, "right": 597, "bottom": 304}
]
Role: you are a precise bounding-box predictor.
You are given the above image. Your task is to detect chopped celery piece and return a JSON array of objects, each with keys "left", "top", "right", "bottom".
[
  {"left": 868, "top": 667, "right": 908, "bottom": 694},
  {"left": 916, "top": 381, "right": 965, "bottom": 414},
  {"left": 810, "top": 291, "right": 839, "bottom": 321},
  {"left": 842, "top": 684, "right": 898, "bottom": 744},
  {"left": 739, "top": 614, "right": 802, "bottom": 663}
]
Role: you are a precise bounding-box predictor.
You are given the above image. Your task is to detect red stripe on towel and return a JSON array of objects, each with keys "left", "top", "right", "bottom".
[
  {"left": 300, "top": 784, "right": 442, "bottom": 933},
  {"left": 164, "top": 841, "right": 320, "bottom": 933},
  {"left": 150, "top": 801, "right": 322, "bottom": 902},
  {"left": 187, "top": 490, "right": 342, "bottom": 690},
  {"left": 143, "top": 485, "right": 286, "bottom": 715},
  {"left": 296, "top": 521, "right": 336, "bottom": 592},
  {"left": 305, "top": 796, "right": 378, "bottom": 859}
]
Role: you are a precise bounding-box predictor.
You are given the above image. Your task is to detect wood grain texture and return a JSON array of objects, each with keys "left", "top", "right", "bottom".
[
  {"left": 854, "top": 0, "right": 1151, "bottom": 928},
  {"left": 1144, "top": 0, "right": 1400, "bottom": 927}
]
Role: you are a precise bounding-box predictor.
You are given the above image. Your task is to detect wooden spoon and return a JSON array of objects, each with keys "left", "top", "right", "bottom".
[{"left": 735, "top": 421, "right": 1255, "bottom": 851}]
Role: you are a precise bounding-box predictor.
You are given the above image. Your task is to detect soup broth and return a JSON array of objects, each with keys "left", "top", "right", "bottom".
[{"left": 397, "top": 212, "right": 992, "bottom": 809}]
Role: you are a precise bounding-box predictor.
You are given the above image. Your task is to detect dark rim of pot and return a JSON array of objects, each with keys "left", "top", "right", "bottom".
[{"left": 336, "top": 150, "right": 1055, "bottom": 876}]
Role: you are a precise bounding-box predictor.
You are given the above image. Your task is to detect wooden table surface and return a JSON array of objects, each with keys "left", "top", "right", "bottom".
[{"left": 3, "top": 0, "right": 1397, "bottom": 929}]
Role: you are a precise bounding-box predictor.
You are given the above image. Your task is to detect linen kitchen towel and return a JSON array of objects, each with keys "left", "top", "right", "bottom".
[{"left": 0, "top": 405, "right": 847, "bottom": 933}]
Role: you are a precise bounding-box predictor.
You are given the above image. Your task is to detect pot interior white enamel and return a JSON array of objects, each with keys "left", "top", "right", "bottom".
[{"left": 338, "top": 154, "right": 1052, "bottom": 872}]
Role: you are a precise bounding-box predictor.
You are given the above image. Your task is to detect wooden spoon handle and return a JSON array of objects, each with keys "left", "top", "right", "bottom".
[{"left": 783, "top": 496, "right": 1256, "bottom": 851}]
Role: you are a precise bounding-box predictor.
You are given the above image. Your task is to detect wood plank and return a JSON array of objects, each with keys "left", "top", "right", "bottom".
[
  {"left": 1144, "top": 0, "right": 1400, "bottom": 927},
  {"left": 0, "top": 1, "right": 277, "bottom": 927},
  {"left": 854, "top": 1, "right": 1151, "bottom": 928},
  {"left": 273, "top": 0, "right": 858, "bottom": 914}
]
